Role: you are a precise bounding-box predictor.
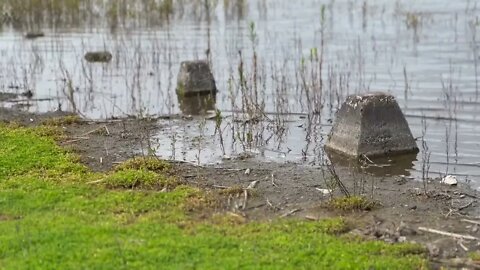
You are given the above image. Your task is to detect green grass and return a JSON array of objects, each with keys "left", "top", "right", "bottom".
[
  {"left": 0, "top": 124, "right": 428, "bottom": 269},
  {"left": 104, "top": 169, "right": 179, "bottom": 189}
]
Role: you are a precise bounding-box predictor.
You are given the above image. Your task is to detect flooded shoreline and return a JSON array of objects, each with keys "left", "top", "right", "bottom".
[{"left": 0, "top": 0, "right": 479, "bottom": 186}]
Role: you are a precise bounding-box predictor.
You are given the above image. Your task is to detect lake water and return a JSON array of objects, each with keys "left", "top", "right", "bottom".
[{"left": 0, "top": 0, "right": 479, "bottom": 186}]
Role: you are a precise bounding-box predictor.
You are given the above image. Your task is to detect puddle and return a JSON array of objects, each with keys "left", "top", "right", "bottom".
[{"left": 0, "top": 0, "right": 479, "bottom": 186}]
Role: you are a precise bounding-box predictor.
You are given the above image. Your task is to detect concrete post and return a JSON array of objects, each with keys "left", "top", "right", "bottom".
[
  {"left": 176, "top": 61, "right": 217, "bottom": 96},
  {"left": 325, "top": 92, "right": 418, "bottom": 158}
]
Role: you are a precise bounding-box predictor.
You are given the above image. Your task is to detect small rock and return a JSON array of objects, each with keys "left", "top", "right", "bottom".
[
  {"left": 316, "top": 188, "right": 332, "bottom": 195},
  {"left": 427, "top": 243, "right": 441, "bottom": 257},
  {"left": 428, "top": 238, "right": 458, "bottom": 258},
  {"left": 441, "top": 175, "right": 458, "bottom": 186},
  {"left": 246, "top": 180, "right": 259, "bottom": 189},
  {"left": 244, "top": 168, "right": 251, "bottom": 175},
  {"left": 84, "top": 51, "right": 113, "bottom": 63},
  {"left": 397, "top": 221, "right": 417, "bottom": 236},
  {"left": 25, "top": 31, "right": 45, "bottom": 39},
  {"left": 21, "top": 90, "right": 34, "bottom": 98},
  {"left": 398, "top": 236, "right": 407, "bottom": 243}
]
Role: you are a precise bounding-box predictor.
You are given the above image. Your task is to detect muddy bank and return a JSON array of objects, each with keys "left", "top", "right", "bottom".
[{"left": 2, "top": 108, "right": 480, "bottom": 267}]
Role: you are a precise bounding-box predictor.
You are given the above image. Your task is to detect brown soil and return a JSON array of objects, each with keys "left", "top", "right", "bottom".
[{"left": 2, "top": 107, "right": 480, "bottom": 268}]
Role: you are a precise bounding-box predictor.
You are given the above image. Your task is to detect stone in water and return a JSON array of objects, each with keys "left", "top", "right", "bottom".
[{"left": 84, "top": 51, "right": 112, "bottom": 63}]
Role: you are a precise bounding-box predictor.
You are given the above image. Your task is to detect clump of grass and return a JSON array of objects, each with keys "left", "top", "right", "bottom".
[
  {"left": 210, "top": 212, "right": 247, "bottom": 226},
  {"left": 327, "top": 196, "right": 377, "bottom": 211},
  {"left": 183, "top": 189, "right": 221, "bottom": 213},
  {"left": 114, "top": 156, "right": 172, "bottom": 173},
  {"left": 219, "top": 185, "right": 245, "bottom": 196},
  {"left": 42, "top": 115, "right": 82, "bottom": 126},
  {"left": 104, "top": 169, "right": 178, "bottom": 190},
  {"left": 469, "top": 251, "right": 480, "bottom": 261},
  {"left": 32, "top": 125, "right": 66, "bottom": 140}
]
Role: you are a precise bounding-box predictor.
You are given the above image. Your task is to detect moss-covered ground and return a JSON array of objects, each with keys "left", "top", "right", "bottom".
[{"left": 0, "top": 124, "right": 428, "bottom": 269}]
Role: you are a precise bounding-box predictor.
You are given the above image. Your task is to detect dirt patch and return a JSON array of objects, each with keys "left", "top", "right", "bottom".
[{"left": 3, "top": 108, "right": 480, "bottom": 266}]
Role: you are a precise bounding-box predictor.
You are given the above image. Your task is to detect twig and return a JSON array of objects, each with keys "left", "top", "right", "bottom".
[
  {"left": 266, "top": 198, "right": 280, "bottom": 211},
  {"left": 280, "top": 208, "right": 301, "bottom": 218},
  {"left": 62, "top": 138, "right": 87, "bottom": 144},
  {"left": 305, "top": 215, "right": 319, "bottom": 221},
  {"left": 87, "top": 179, "right": 104, "bottom": 184},
  {"left": 444, "top": 208, "right": 456, "bottom": 218},
  {"left": 461, "top": 219, "right": 480, "bottom": 226},
  {"left": 458, "top": 200, "right": 475, "bottom": 211},
  {"left": 169, "top": 160, "right": 207, "bottom": 168},
  {"left": 361, "top": 154, "right": 375, "bottom": 164},
  {"left": 271, "top": 174, "right": 279, "bottom": 188},
  {"left": 462, "top": 192, "right": 480, "bottom": 199},
  {"left": 458, "top": 240, "right": 469, "bottom": 252},
  {"left": 418, "top": 227, "right": 479, "bottom": 240},
  {"left": 212, "top": 184, "right": 230, "bottom": 189},
  {"left": 68, "top": 136, "right": 90, "bottom": 140},
  {"left": 80, "top": 126, "right": 106, "bottom": 137},
  {"left": 212, "top": 168, "right": 244, "bottom": 172},
  {"left": 104, "top": 125, "right": 110, "bottom": 135},
  {"left": 244, "top": 203, "right": 266, "bottom": 211},
  {"left": 83, "top": 119, "right": 124, "bottom": 123},
  {"left": 242, "top": 189, "right": 248, "bottom": 210},
  {"left": 431, "top": 259, "right": 480, "bottom": 270}
]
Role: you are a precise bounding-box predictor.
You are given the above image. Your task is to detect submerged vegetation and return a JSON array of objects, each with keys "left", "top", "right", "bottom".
[
  {"left": 0, "top": 0, "right": 247, "bottom": 29},
  {"left": 0, "top": 124, "right": 428, "bottom": 268}
]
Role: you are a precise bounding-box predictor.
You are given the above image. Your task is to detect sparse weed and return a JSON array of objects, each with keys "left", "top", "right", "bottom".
[
  {"left": 114, "top": 156, "right": 172, "bottom": 173},
  {"left": 327, "top": 196, "right": 377, "bottom": 211}
]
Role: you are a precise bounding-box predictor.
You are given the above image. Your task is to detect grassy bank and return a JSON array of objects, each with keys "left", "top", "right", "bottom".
[{"left": 0, "top": 124, "right": 427, "bottom": 269}]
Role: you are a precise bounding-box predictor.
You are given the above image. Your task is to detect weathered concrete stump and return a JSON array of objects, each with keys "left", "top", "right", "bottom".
[
  {"left": 84, "top": 51, "right": 112, "bottom": 63},
  {"left": 325, "top": 92, "right": 418, "bottom": 158},
  {"left": 176, "top": 61, "right": 217, "bottom": 96}
]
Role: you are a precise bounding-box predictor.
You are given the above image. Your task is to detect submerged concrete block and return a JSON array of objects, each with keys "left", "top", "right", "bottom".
[
  {"left": 325, "top": 92, "right": 418, "bottom": 158},
  {"left": 176, "top": 61, "right": 217, "bottom": 96}
]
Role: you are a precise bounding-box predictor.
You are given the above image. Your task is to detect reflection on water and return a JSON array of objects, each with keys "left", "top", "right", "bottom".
[
  {"left": 326, "top": 151, "right": 418, "bottom": 178},
  {"left": 177, "top": 93, "right": 216, "bottom": 115},
  {"left": 0, "top": 0, "right": 479, "bottom": 186}
]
